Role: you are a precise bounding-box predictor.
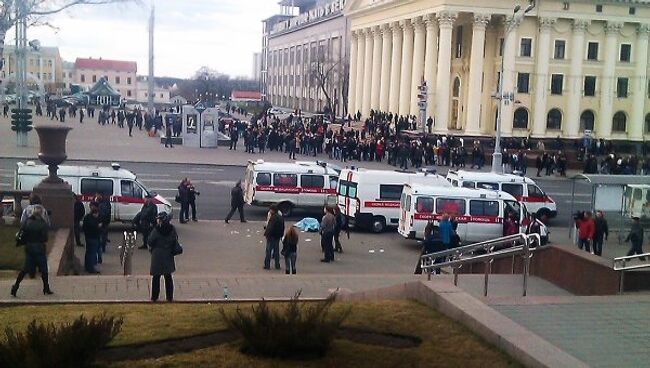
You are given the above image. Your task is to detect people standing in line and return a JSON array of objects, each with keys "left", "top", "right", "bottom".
[
  {"left": 281, "top": 226, "right": 299, "bottom": 274},
  {"left": 135, "top": 194, "right": 158, "bottom": 250},
  {"left": 73, "top": 194, "right": 85, "bottom": 247},
  {"left": 593, "top": 210, "right": 609, "bottom": 257},
  {"left": 575, "top": 211, "right": 595, "bottom": 253},
  {"left": 187, "top": 180, "right": 200, "bottom": 222},
  {"left": 264, "top": 204, "right": 284, "bottom": 270},
  {"left": 625, "top": 216, "right": 646, "bottom": 260},
  {"left": 11, "top": 206, "right": 53, "bottom": 297},
  {"left": 333, "top": 206, "right": 345, "bottom": 253},
  {"left": 148, "top": 212, "right": 177, "bottom": 302},
  {"left": 96, "top": 192, "right": 112, "bottom": 262},
  {"left": 320, "top": 206, "right": 336, "bottom": 263},
  {"left": 82, "top": 201, "right": 102, "bottom": 274},
  {"left": 177, "top": 178, "right": 190, "bottom": 224},
  {"left": 225, "top": 181, "right": 246, "bottom": 223}
]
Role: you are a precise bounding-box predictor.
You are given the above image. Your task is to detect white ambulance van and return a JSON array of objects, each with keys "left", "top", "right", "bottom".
[
  {"left": 337, "top": 168, "right": 451, "bottom": 232},
  {"left": 243, "top": 160, "right": 341, "bottom": 216},
  {"left": 14, "top": 161, "right": 173, "bottom": 222},
  {"left": 445, "top": 170, "right": 557, "bottom": 219},
  {"left": 398, "top": 184, "right": 540, "bottom": 243}
]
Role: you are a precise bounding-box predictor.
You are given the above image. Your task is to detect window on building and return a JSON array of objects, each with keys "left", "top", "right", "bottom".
[
  {"left": 517, "top": 73, "right": 530, "bottom": 93},
  {"left": 455, "top": 26, "right": 463, "bottom": 58},
  {"left": 629, "top": 7, "right": 636, "bottom": 15},
  {"left": 554, "top": 40, "right": 566, "bottom": 59},
  {"left": 499, "top": 38, "right": 504, "bottom": 56},
  {"left": 127, "top": 77, "right": 132, "bottom": 85},
  {"left": 47, "top": 60, "right": 52, "bottom": 67},
  {"left": 80, "top": 74, "right": 85, "bottom": 83},
  {"left": 580, "top": 110, "right": 595, "bottom": 132},
  {"left": 587, "top": 42, "right": 599, "bottom": 60},
  {"left": 612, "top": 111, "right": 627, "bottom": 132},
  {"left": 547, "top": 108, "right": 562, "bottom": 130},
  {"left": 551, "top": 74, "right": 564, "bottom": 95},
  {"left": 596, "top": 4, "right": 603, "bottom": 12},
  {"left": 160, "top": 93, "right": 164, "bottom": 98},
  {"left": 513, "top": 107, "right": 529, "bottom": 129},
  {"left": 620, "top": 44, "right": 631, "bottom": 62},
  {"left": 127, "top": 90, "right": 132, "bottom": 97},
  {"left": 617, "top": 77, "right": 629, "bottom": 98},
  {"left": 520, "top": 38, "right": 532, "bottom": 57},
  {"left": 115, "top": 76, "right": 120, "bottom": 84},
  {"left": 92, "top": 75, "right": 97, "bottom": 83},
  {"left": 584, "top": 76, "right": 597, "bottom": 96}
]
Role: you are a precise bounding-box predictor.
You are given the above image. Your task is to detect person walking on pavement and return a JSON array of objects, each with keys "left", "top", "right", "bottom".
[
  {"left": 593, "top": 210, "right": 609, "bottom": 256},
  {"left": 148, "top": 212, "right": 178, "bottom": 302},
  {"left": 96, "top": 192, "right": 112, "bottom": 262},
  {"left": 73, "top": 194, "right": 85, "bottom": 247},
  {"left": 11, "top": 206, "right": 53, "bottom": 297},
  {"left": 264, "top": 204, "right": 284, "bottom": 270},
  {"left": 164, "top": 122, "right": 174, "bottom": 148},
  {"left": 177, "top": 178, "right": 190, "bottom": 223},
  {"left": 625, "top": 216, "right": 646, "bottom": 260},
  {"left": 134, "top": 194, "right": 158, "bottom": 249},
  {"left": 281, "top": 226, "right": 299, "bottom": 274},
  {"left": 320, "top": 206, "right": 336, "bottom": 263},
  {"left": 82, "top": 202, "right": 102, "bottom": 274},
  {"left": 575, "top": 211, "right": 595, "bottom": 253},
  {"left": 225, "top": 181, "right": 246, "bottom": 223},
  {"left": 187, "top": 180, "right": 200, "bottom": 221}
]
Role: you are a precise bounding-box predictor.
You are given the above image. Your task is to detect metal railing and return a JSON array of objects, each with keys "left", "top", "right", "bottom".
[
  {"left": 420, "top": 233, "right": 541, "bottom": 297},
  {"left": 119, "top": 231, "right": 137, "bottom": 276},
  {"left": 613, "top": 252, "right": 650, "bottom": 294}
]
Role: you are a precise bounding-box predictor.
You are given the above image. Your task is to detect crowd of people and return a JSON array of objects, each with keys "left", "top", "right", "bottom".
[{"left": 574, "top": 210, "right": 646, "bottom": 260}]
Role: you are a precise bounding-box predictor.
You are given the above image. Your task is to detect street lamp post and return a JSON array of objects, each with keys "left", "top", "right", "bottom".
[{"left": 492, "top": 2, "right": 535, "bottom": 173}]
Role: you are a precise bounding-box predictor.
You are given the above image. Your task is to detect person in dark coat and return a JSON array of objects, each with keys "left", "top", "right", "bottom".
[
  {"left": 320, "top": 206, "right": 336, "bottom": 263},
  {"left": 11, "top": 206, "right": 52, "bottom": 297},
  {"left": 177, "top": 178, "right": 190, "bottom": 223},
  {"left": 96, "top": 192, "right": 112, "bottom": 263},
  {"left": 333, "top": 206, "right": 345, "bottom": 253},
  {"left": 625, "top": 216, "right": 646, "bottom": 261},
  {"left": 148, "top": 212, "right": 177, "bottom": 302},
  {"left": 225, "top": 181, "right": 246, "bottom": 223},
  {"left": 82, "top": 201, "right": 102, "bottom": 274},
  {"left": 414, "top": 222, "right": 445, "bottom": 274},
  {"left": 135, "top": 194, "right": 158, "bottom": 249},
  {"left": 593, "top": 210, "right": 609, "bottom": 256},
  {"left": 187, "top": 180, "right": 200, "bottom": 221},
  {"left": 73, "top": 194, "right": 85, "bottom": 247},
  {"left": 281, "top": 226, "right": 299, "bottom": 274},
  {"left": 264, "top": 205, "right": 284, "bottom": 270}
]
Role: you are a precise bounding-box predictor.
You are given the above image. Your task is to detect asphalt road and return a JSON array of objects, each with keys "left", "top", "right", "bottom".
[{"left": 0, "top": 158, "right": 591, "bottom": 226}]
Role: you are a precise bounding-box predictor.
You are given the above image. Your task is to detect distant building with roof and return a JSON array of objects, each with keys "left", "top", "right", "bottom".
[
  {"left": 2, "top": 45, "right": 64, "bottom": 93},
  {"left": 231, "top": 90, "right": 262, "bottom": 102},
  {"left": 135, "top": 75, "right": 171, "bottom": 105},
  {"left": 74, "top": 57, "right": 137, "bottom": 100}
]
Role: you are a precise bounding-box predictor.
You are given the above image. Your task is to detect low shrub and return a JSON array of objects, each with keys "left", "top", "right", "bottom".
[
  {"left": 220, "top": 291, "right": 350, "bottom": 359},
  {"left": 0, "top": 314, "right": 123, "bottom": 368}
]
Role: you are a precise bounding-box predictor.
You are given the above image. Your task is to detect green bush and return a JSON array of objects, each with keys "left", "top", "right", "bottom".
[
  {"left": 220, "top": 291, "right": 350, "bottom": 359},
  {"left": 0, "top": 314, "right": 123, "bottom": 368}
]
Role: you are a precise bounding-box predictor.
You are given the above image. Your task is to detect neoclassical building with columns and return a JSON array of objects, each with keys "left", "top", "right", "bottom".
[{"left": 344, "top": 0, "right": 650, "bottom": 141}]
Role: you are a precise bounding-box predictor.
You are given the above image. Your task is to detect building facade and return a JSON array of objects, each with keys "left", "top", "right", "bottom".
[
  {"left": 2, "top": 45, "right": 63, "bottom": 93},
  {"left": 265, "top": 0, "right": 350, "bottom": 116},
  {"left": 345, "top": 0, "right": 650, "bottom": 141},
  {"left": 74, "top": 57, "right": 137, "bottom": 100},
  {"left": 252, "top": 52, "right": 262, "bottom": 80},
  {"left": 135, "top": 76, "right": 171, "bottom": 105}
]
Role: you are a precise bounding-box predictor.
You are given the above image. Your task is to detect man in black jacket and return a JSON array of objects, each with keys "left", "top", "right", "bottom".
[
  {"left": 593, "top": 210, "right": 609, "bottom": 256},
  {"left": 135, "top": 195, "right": 158, "bottom": 249},
  {"left": 264, "top": 205, "right": 284, "bottom": 270},
  {"left": 225, "top": 181, "right": 246, "bottom": 223},
  {"left": 82, "top": 202, "right": 102, "bottom": 274},
  {"left": 96, "top": 192, "right": 112, "bottom": 263}
]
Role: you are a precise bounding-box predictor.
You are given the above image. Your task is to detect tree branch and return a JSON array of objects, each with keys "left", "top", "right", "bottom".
[{"left": 30, "top": 0, "right": 134, "bottom": 16}]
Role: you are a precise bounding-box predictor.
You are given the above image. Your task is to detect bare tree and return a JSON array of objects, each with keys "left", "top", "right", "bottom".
[
  {"left": 0, "top": 0, "right": 133, "bottom": 71},
  {"left": 309, "top": 48, "right": 339, "bottom": 120},
  {"left": 338, "top": 57, "right": 349, "bottom": 118}
]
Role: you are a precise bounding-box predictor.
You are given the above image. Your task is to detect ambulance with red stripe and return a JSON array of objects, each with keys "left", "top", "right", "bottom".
[
  {"left": 243, "top": 160, "right": 341, "bottom": 216},
  {"left": 337, "top": 168, "right": 451, "bottom": 233},
  {"left": 445, "top": 170, "right": 557, "bottom": 219},
  {"left": 398, "top": 184, "right": 537, "bottom": 243},
  {"left": 14, "top": 161, "right": 173, "bottom": 222}
]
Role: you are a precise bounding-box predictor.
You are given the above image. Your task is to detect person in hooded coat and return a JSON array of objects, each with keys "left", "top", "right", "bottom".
[{"left": 148, "top": 212, "right": 178, "bottom": 302}]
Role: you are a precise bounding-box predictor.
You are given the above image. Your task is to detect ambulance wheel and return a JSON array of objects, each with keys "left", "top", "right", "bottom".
[
  {"left": 372, "top": 216, "right": 386, "bottom": 233},
  {"left": 278, "top": 202, "right": 293, "bottom": 217}
]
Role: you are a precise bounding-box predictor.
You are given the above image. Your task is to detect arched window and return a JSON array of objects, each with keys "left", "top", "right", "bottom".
[
  {"left": 513, "top": 107, "right": 529, "bottom": 129},
  {"left": 580, "top": 110, "right": 595, "bottom": 132},
  {"left": 645, "top": 113, "right": 650, "bottom": 134},
  {"left": 452, "top": 77, "right": 461, "bottom": 98},
  {"left": 546, "top": 108, "right": 562, "bottom": 130},
  {"left": 612, "top": 111, "right": 627, "bottom": 132}
]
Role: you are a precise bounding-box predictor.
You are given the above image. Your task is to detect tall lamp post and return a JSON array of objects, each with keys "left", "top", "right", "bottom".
[{"left": 492, "top": 1, "right": 535, "bottom": 173}]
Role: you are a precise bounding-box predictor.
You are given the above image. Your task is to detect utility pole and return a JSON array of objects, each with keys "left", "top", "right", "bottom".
[
  {"left": 147, "top": 5, "right": 155, "bottom": 114},
  {"left": 417, "top": 80, "right": 428, "bottom": 135}
]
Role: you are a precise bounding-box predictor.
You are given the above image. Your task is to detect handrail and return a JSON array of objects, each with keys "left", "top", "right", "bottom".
[
  {"left": 613, "top": 252, "right": 650, "bottom": 294},
  {"left": 420, "top": 233, "right": 540, "bottom": 297}
]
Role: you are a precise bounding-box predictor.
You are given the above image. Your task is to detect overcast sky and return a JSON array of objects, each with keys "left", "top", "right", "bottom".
[{"left": 18, "top": 0, "right": 280, "bottom": 79}]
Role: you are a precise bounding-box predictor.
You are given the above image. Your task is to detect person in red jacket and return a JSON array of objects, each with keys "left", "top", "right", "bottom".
[{"left": 576, "top": 211, "right": 595, "bottom": 253}]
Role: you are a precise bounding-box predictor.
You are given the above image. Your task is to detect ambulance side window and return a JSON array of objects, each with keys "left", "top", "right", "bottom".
[
  {"left": 502, "top": 183, "right": 524, "bottom": 197},
  {"left": 436, "top": 198, "right": 466, "bottom": 216},
  {"left": 329, "top": 177, "right": 338, "bottom": 189},
  {"left": 462, "top": 181, "right": 476, "bottom": 189},
  {"left": 81, "top": 178, "right": 114, "bottom": 196},
  {"left": 527, "top": 184, "right": 544, "bottom": 197},
  {"left": 301, "top": 175, "right": 324, "bottom": 188},
  {"left": 470, "top": 200, "right": 499, "bottom": 216},
  {"left": 477, "top": 182, "right": 499, "bottom": 190},
  {"left": 348, "top": 182, "right": 358, "bottom": 198},
  {"left": 121, "top": 180, "right": 143, "bottom": 198},
  {"left": 379, "top": 184, "right": 403, "bottom": 200},
  {"left": 338, "top": 180, "right": 348, "bottom": 196},
  {"left": 416, "top": 197, "right": 434, "bottom": 213},
  {"left": 256, "top": 173, "right": 271, "bottom": 185},
  {"left": 274, "top": 173, "right": 297, "bottom": 187}
]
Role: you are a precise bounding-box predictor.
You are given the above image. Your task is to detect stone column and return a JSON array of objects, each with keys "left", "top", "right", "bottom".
[
  {"left": 465, "top": 13, "right": 491, "bottom": 135},
  {"left": 389, "top": 22, "right": 402, "bottom": 113},
  {"left": 532, "top": 17, "right": 556, "bottom": 137},
  {"left": 354, "top": 31, "right": 366, "bottom": 116},
  {"left": 501, "top": 16, "right": 520, "bottom": 136},
  {"left": 435, "top": 11, "right": 457, "bottom": 132},
  {"left": 423, "top": 15, "right": 438, "bottom": 121},
  {"left": 631, "top": 24, "right": 650, "bottom": 141},
  {"left": 348, "top": 31, "right": 359, "bottom": 117},
  {"left": 379, "top": 24, "right": 392, "bottom": 112},
  {"left": 565, "top": 19, "right": 589, "bottom": 138},
  {"left": 410, "top": 17, "right": 426, "bottom": 116},
  {"left": 398, "top": 19, "right": 414, "bottom": 116},
  {"left": 598, "top": 22, "right": 622, "bottom": 138},
  {"left": 362, "top": 29, "right": 374, "bottom": 116},
  {"left": 370, "top": 26, "right": 383, "bottom": 112}
]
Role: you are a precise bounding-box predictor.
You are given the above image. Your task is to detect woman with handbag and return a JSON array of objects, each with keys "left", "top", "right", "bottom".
[
  {"left": 11, "top": 206, "right": 53, "bottom": 297},
  {"left": 147, "top": 212, "right": 179, "bottom": 302}
]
